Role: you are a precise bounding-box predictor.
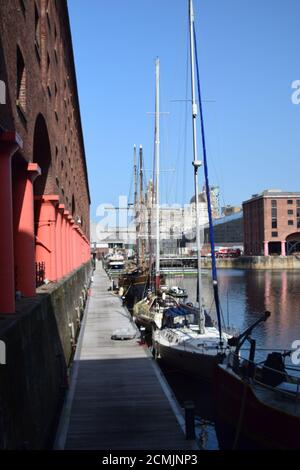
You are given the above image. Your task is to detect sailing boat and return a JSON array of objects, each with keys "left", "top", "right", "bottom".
[
  {"left": 214, "top": 312, "right": 300, "bottom": 449},
  {"left": 152, "top": 0, "right": 234, "bottom": 382},
  {"left": 119, "top": 145, "right": 150, "bottom": 310},
  {"left": 133, "top": 57, "right": 175, "bottom": 330}
]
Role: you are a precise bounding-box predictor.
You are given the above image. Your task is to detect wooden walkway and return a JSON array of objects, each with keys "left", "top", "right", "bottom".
[{"left": 56, "top": 264, "right": 195, "bottom": 450}]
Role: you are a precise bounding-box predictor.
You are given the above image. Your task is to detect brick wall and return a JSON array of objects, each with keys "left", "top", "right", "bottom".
[
  {"left": 243, "top": 194, "right": 300, "bottom": 255},
  {"left": 0, "top": 0, "right": 90, "bottom": 237}
]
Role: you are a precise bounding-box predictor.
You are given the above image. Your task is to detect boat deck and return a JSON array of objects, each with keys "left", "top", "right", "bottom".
[{"left": 55, "top": 264, "right": 195, "bottom": 450}]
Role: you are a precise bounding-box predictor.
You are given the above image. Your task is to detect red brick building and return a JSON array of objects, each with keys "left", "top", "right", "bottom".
[
  {"left": 0, "top": 0, "right": 90, "bottom": 313},
  {"left": 243, "top": 190, "right": 300, "bottom": 256}
]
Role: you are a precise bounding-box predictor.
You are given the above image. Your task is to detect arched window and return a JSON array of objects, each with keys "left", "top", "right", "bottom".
[{"left": 17, "top": 46, "right": 26, "bottom": 113}]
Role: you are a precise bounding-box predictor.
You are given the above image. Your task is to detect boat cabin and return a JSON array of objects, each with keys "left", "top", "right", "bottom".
[{"left": 161, "top": 305, "right": 214, "bottom": 329}]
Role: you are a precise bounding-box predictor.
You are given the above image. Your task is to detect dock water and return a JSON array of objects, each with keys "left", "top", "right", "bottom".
[{"left": 56, "top": 264, "right": 195, "bottom": 450}]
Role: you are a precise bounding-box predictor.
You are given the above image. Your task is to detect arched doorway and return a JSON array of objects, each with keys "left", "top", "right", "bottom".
[
  {"left": 286, "top": 233, "right": 300, "bottom": 255},
  {"left": 33, "top": 114, "right": 58, "bottom": 282}
]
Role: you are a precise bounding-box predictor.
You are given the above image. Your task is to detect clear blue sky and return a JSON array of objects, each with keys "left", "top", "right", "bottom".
[{"left": 68, "top": 0, "right": 300, "bottom": 219}]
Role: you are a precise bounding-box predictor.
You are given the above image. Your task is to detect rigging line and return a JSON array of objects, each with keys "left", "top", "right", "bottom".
[
  {"left": 219, "top": 303, "right": 227, "bottom": 332},
  {"left": 164, "top": 112, "right": 175, "bottom": 203},
  {"left": 160, "top": 111, "right": 169, "bottom": 204},
  {"left": 172, "top": 93, "right": 184, "bottom": 204},
  {"left": 168, "top": 108, "right": 177, "bottom": 204},
  {"left": 163, "top": 118, "right": 172, "bottom": 206},
  {"left": 182, "top": 15, "right": 190, "bottom": 205},
  {"left": 193, "top": 23, "right": 222, "bottom": 343},
  {"left": 205, "top": 109, "right": 223, "bottom": 200},
  {"left": 210, "top": 103, "right": 227, "bottom": 208},
  {"left": 172, "top": 20, "right": 190, "bottom": 206}
]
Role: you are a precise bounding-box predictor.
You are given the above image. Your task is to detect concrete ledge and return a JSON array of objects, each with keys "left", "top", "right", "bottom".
[{"left": 201, "top": 255, "right": 300, "bottom": 270}]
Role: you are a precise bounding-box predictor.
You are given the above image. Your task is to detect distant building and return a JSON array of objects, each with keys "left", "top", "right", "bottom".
[
  {"left": 203, "top": 211, "right": 244, "bottom": 248},
  {"left": 243, "top": 189, "right": 300, "bottom": 256},
  {"left": 90, "top": 220, "right": 133, "bottom": 255},
  {"left": 190, "top": 185, "right": 220, "bottom": 220},
  {"left": 209, "top": 186, "right": 221, "bottom": 219},
  {"left": 222, "top": 205, "right": 242, "bottom": 217}
]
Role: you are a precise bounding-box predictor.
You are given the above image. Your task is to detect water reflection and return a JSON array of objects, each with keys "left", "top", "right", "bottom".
[
  {"left": 162, "top": 270, "right": 300, "bottom": 449},
  {"left": 168, "top": 269, "right": 300, "bottom": 350}
]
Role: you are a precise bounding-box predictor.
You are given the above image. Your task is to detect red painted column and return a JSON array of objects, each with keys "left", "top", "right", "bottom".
[
  {"left": 76, "top": 227, "right": 82, "bottom": 267},
  {"left": 85, "top": 237, "right": 90, "bottom": 262},
  {"left": 35, "top": 195, "right": 59, "bottom": 282},
  {"left": 80, "top": 232, "right": 84, "bottom": 263},
  {"left": 68, "top": 216, "right": 74, "bottom": 271},
  {"left": 13, "top": 163, "right": 41, "bottom": 297},
  {"left": 59, "top": 205, "right": 66, "bottom": 276},
  {"left": 73, "top": 224, "right": 79, "bottom": 268},
  {"left": 55, "top": 205, "right": 63, "bottom": 280},
  {"left": 69, "top": 219, "right": 75, "bottom": 271},
  {"left": 0, "top": 131, "right": 22, "bottom": 313},
  {"left": 281, "top": 241, "right": 286, "bottom": 257},
  {"left": 82, "top": 236, "right": 87, "bottom": 262},
  {"left": 264, "top": 241, "right": 269, "bottom": 256},
  {"left": 79, "top": 230, "right": 84, "bottom": 265},
  {"left": 63, "top": 210, "right": 70, "bottom": 275}
]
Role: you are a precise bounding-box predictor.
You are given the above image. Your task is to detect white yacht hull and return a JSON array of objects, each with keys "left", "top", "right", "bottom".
[{"left": 153, "top": 336, "right": 226, "bottom": 382}]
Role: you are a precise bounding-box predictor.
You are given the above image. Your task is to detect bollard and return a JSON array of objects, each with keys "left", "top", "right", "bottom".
[
  {"left": 139, "top": 326, "right": 146, "bottom": 344},
  {"left": 184, "top": 400, "right": 195, "bottom": 440}
]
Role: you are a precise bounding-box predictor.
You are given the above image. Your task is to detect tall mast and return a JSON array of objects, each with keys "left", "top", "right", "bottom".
[
  {"left": 155, "top": 57, "right": 160, "bottom": 291},
  {"left": 139, "top": 145, "right": 145, "bottom": 266},
  {"left": 189, "top": 0, "right": 205, "bottom": 333},
  {"left": 133, "top": 144, "right": 139, "bottom": 264}
]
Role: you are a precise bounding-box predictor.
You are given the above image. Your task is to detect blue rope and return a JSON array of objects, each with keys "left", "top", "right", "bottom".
[{"left": 193, "top": 24, "right": 223, "bottom": 342}]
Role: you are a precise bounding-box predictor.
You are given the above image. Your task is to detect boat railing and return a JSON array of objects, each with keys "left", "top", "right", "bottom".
[
  {"left": 227, "top": 351, "right": 300, "bottom": 408},
  {"left": 210, "top": 319, "right": 239, "bottom": 338}
]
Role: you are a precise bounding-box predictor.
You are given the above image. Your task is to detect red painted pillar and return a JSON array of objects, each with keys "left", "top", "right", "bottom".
[
  {"left": 0, "top": 131, "right": 22, "bottom": 313},
  {"left": 70, "top": 219, "right": 76, "bottom": 271},
  {"left": 79, "top": 230, "right": 84, "bottom": 265},
  {"left": 83, "top": 236, "right": 87, "bottom": 262},
  {"left": 85, "top": 236, "right": 90, "bottom": 262},
  {"left": 13, "top": 163, "right": 41, "bottom": 297},
  {"left": 83, "top": 238, "right": 86, "bottom": 262},
  {"left": 73, "top": 224, "right": 79, "bottom": 268},
  {"left": 76, "top": 226, "right": 82, "bottom": 267},
  {"left": 63, "top": 210, "right": 70, "bottom": 274},
  {"left": 35, "top": 195, "right": 59, "bottom": 282},
  {"left": 68, "top": 216, "right": 74, "bottom": 271},
  {"left": 55, "top": 205, "right": 64, "bottom": 280},
  {"left": 59, "top": 205, "right": 66, "bottom": 276}
]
